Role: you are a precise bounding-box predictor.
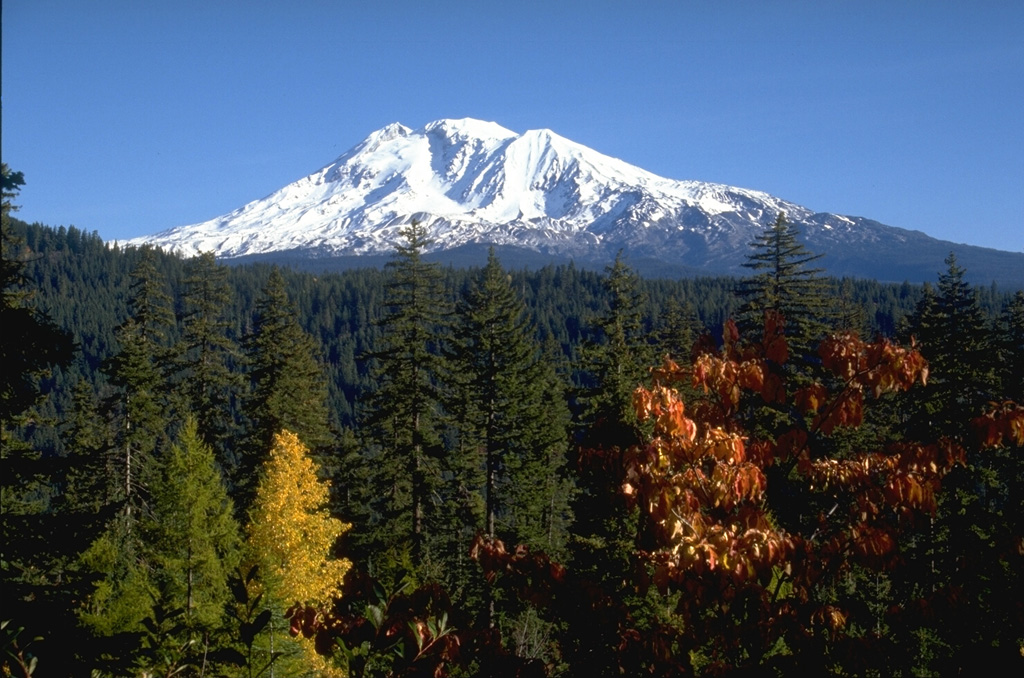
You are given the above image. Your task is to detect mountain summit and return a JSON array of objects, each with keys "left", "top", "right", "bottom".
[{"left": 132, "top": 118, "right": 1023, "bottom": 285}]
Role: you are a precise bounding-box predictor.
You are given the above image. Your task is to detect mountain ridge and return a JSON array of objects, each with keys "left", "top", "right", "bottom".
[{"left": 128, "top": 118, "right": 1024, "bottom": 287}]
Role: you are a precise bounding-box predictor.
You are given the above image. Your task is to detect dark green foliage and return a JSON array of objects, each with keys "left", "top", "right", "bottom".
[
  {"left": 452, "top": 249, "right": 572, "bottom": 552},
  {"left": 3, "top": 214, "right": 1022, "bottom": 676},
  {"left": 147, "top": 416, "right": 241, "bottom": 633},
  {"left": 736, "top": 212, "right": 832, "bottom": 364},
  {"left": 579, "top": 252, "right": 654, "bottom": 441},
  {"left": 175, "top": 252, "right": 243, "bottom": 468},
  {"left": 905, "top": 253, "right": 1000, "bottom": 438},
  {"left": 1, "top": 167, "right": 78, "bottom": 677},
  {"left": 241, "top": 267, "right": 333, "bottom": 507},
  {"left": 997, "top": 291, "right": 1024, "bottom": 402},
  {"left": 361, "top": 221, "right": 453, "bottom": 572},
  {"left": 1, "top": 165, "right": 74, "bottom": 426},
  {"left": 102, "top": 247, "right": 177, "bottom": 527}
]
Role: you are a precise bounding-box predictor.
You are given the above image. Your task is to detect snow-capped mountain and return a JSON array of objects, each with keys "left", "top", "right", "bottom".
[{"left": 130, "top": 118, "right": 1024, "bottom": 285}]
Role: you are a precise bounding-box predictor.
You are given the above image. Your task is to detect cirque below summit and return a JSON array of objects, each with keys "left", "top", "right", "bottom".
[{"left": 129, "top": 118, "right": 1024, "bottom": 286}]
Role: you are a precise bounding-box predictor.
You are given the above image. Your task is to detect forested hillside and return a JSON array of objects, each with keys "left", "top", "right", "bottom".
[{"left": 3, "top": 174, "right": 1022, "bottom": 676}]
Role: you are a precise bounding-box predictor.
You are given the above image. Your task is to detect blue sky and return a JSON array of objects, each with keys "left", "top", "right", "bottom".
[{"left": 3, "top": 1, "right": 1022, "bottom": 253}]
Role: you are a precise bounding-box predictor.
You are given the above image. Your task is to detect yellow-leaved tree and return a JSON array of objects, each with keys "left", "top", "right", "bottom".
[{"left": 248, "top": 429, "right": 351, "bottom": 674}]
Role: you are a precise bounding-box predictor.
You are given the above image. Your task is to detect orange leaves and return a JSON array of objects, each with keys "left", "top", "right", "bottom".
[
  {"left": 972, "top": 402, "right": 1024, "bottom": 448},
  {"left": 691, "top": 353, "right": 780, "bottom": 410},
  {"left": 634, "top": 385, "right": 698, "bottom": 444},
  {"left": 883, "top": 473, "right": 937, "bottom": 514},
  {"left": 850, "top": 523, "right": 897, "bottom": 562},
  {"left": 606, "top": 319, "right": 1002, "bottom": 636},
  {"left": 628, "top": 375, "right": 784, "bottom": 586},
  {"left": 816, "top": 388, "right": 864, "bottom": 434},
  {"left": 761, "top": 310, "right": 789, "bottom": 364},
  {"left": 819, "top": 333, "right": 928, "bottom": 396},
  {"left": 794, "top": 383, "right": 828, "bottom": 416}
]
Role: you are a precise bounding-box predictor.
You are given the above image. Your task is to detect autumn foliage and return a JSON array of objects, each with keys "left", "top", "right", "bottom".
[
  {"left": 248, "top": 429, "right": 352, "bottom": 606},
  {"left": 472, "top": 315, "right": 1022, "bottom": 675}
]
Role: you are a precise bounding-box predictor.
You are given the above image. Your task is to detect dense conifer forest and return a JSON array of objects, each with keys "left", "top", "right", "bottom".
[{"left": 3, "top": 166, "right": 1022, "bottom": 676}]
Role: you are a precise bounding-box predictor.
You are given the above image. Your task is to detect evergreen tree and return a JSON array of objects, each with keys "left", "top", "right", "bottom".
[
  {"left": 79, "top": 248, "right": 177, "bottom": 652},
  {"left": 897, "top": 255, "right": 1023, "bottom": 673},
  {"left": 453, "top": 249, "right": 572, "bottom": 554},
  {"left": 148, "top": 416, "right": 241, "bottom": 633},
  {"left": 103, "top": 246, "right": 177, "bottom": 525},
  {"left": 906, "top": 252, "right": 998, "bottom": 437},
  {"left": 735, "top": 212, "right": 832, "bottom": 365},
  {"left": 362, "top": 221, "right": 452, "bottom": 571},
  {"left": 175, "top": 252, "right": 242, "bottom": 469},
  {"left": 997, "top": 290, "right": 1024, "bottom": 403},
  {"left": 1, "top": 164, "right": 74, "bottom": 427},
  {"left": 564, "top": 253, "right": 654, "bottom": 674},
  {"left": 580, "top": 251, "right": 653, "bottom": 443},
  {"left": 0, "top": 165, "right": 75, "bottom": 677},
  {"left": 242, "top": 267, "right": 333, "bottom": 508},
  {"left": 654, "top": 297, "right": 700, "bottom": 364}
]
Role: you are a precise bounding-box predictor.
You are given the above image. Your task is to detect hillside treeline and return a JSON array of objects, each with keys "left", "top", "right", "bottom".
[{"left": 3, "top": 185, "right": 1023, "bottom": 677}]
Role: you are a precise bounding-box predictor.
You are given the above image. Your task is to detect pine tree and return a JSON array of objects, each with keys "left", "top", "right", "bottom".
[
  {"left": 175, "top": 252, "right": 242, "bottom": 469},
  {"left": 898, "top": 255, "right": 1022, "bottom": 673},
  {"left": 242, "top": 267, "right": 333, "bottom": 508},
  {"left": 452, "top": 249, "right": 572, "bottom": 554},
  {"left": 580, "top": 251, "right": 653, "bottom": 443},
  {"left": 362, "top": 221, "right": 452, "bottom": 570},
  {"left": 1, "top": 165, "right": 74, "bottom": 428},
  {"left": 0, "top": 165, "right": 76, "bottom": 677},
  {"left": 148, "top": 416, "right": 241, "bottom": 632},
  {"left": 735, "top": 212, "right": 832, "bottom": 365},
  {"left": 997, "top": 291, "right": 1024, "bottom": 403},
  {"left": 655, "top": 297, "right": 700, "bottom": 364},
  {"left": 103, "top": 246, "right": 177, "bottom": 525},
  {"left": 906, "top": 252, "right": 998, "bottom": 437},
  {"left": 564, "top": 253, "right": 655, "bottom": 673}
]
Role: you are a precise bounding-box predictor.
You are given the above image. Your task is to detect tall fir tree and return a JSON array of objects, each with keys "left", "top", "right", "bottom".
[
  {"left": 452, "top": 249, "right": 572, "bottom": 554},
  {"left": 80, "top": 247, "right": 178, "bottom": 650},
  {"left": 735, "top": 212, "right": 832, "bottom": 366},
  {"left": 580, "top": 251, "right": 653, "bottom": 444},
  {"left": 997, "top": 290, "right": 1024, "bottom": 403},
  {"left": 1, "top": 165, "right": 76, "bottom": 677},
  {"left": 147, "top": 416, "right": 241, "bottom": 634},
  {"left": 898, "top": 258, "right": 1023, "bottom": 673},
  {"left": 103, "top": 246, "right": 177, "bottom": 525},
  {"left": 654, "top": 297, "right": 701, "bottom": 364},
  {"left": 905, "top": 252, "right": 999, "bottom": 437},
  {"left": 175, "top": 252, "right": 242, "bottom": 472},
  {"left": 564, "top": 253, "right": 655, "bottom": 674},
  {"left": 361, "top": 221, "right": 452, "bottom": 573},
  {"left": 242, "top": 267, "right": 333, "bottom": 508}
]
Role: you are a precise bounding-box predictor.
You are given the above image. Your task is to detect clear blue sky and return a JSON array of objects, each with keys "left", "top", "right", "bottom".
[{"left": 3, "top": 1, "right": 1022, "bottom": 252}]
